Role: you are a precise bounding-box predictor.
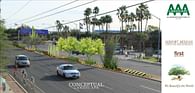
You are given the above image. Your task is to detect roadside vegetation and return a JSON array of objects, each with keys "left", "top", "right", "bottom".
[{"left": 0, "top": 20, "right": 11, "bottom": 72}]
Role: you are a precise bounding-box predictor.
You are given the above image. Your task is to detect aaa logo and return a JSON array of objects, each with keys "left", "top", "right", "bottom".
[{"left": 167, "top": 4, "right": 190, "bottom": 16}]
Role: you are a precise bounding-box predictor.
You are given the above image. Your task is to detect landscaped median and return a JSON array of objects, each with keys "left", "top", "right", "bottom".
[{"left": 15, "top": 44, "right": 161, "bottom": 82}]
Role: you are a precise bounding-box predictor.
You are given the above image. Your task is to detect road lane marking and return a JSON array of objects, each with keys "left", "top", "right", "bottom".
[
  {"left": 33, "top": 84, "right": 46, "bottom": 93},
  {"left": 103, "top": 85, "right": 113, "bottom": 90},
  {"left": 140, "top": 85, "right": 160, "bottom": 93}
]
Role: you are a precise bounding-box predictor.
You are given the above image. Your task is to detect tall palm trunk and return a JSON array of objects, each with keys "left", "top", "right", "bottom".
[
  {"left": 121, "top": 20, "right": 124, "bottom": 31},
  {"left": 137, "top": 21, "right": 140, "bottom": 32},
  {"left": 145, "top": 19, "right": 148, "bottom": 31},
  {"left": 141, "top": 19, "right": 142, "bottom": 32}
]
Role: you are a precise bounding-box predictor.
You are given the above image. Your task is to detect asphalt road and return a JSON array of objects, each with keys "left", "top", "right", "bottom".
[
  {"left": 7, "top": 47, "right": 161, "bottom": 93},
  {"left": 37, "top": 43, "right": 161, "bottom": 76}
]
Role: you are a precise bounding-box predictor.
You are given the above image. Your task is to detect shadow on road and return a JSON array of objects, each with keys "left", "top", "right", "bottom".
[
  {"left": 30, "top": 57, "right": 54, "bottom": 61},
  {"left": 78, "top": 67, "right": 94, "bottom": 72},
  {"left": 7, "top": 64, "right": 15, "bottom": 69},
  {"left": 40, "top": 74, "right": 77, "bottom": 81}
]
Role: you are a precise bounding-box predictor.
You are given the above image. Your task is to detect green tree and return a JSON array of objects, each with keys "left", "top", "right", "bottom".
[
  {"left": 126, "top": 12, "right": 136, "bottom": 32},
  {"left": 56, "top": 20, "right": 63, "bottom": 37},
  {"left": 0, "top": 20, "right": 10, "bottom": 69},
  {"left": 169, "top": 66, "right": 190, "bottom": 81},
  {"left": 117, "top": 5, "right": 128, "bottom": 32},
  {"left": 104, "top": 15, "right": 113, "bottom": 32},
  {"left": 96, "top": 19, "right": 102, "bottom": 31},
  {"left": 79, "top": 38, "right": 104, "bottom": 58},
  {"left": 84, "top": 8, "right": 92, "bottom": 32},
  {"left": 5, "top": 28, "right": 18, "bottom": 40},
  {"left": 56, "top": 37, "right": 65, "bottom": 50},
  {"left": 144, "top": 9, "right": 151, "bottom": 31},
  {"left": 92, "top": 6, "right": 99, "bottom": 32},
  {"left": 135, "top": 32, "right": 149, "bottom": 52},
  {"left": 29, "top": 26, "right": 38, "bottom": 49},
  {"left": 62, "top": 25, "right": 69, "bottom": 38},
  {"left": 136, "top": 3, "right": 150, "bottom": 32},
  {"left": 99, "top": 16, "right": 106, "bottom": 31},
  {"left": 62, "top": 37, "right": 79, "bottom": 55}
]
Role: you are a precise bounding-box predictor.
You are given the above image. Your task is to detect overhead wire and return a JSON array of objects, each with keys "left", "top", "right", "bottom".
[
  {"left": 22, "top": 0, "right": 97, "bottom": 24},
  {"left": 14, "top": 0, "right": 79, "bottom": 24},
  {"left": 5, "top": 0, "right": 32, "bottom": 20},
  {"left": 45, "top": 0, "right": 155, "bottom": 29}
]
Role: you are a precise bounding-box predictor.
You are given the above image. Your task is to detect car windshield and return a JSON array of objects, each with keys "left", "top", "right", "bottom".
[
  {"left": 63, "top": 66, "right": 75, "bottom": 70},
  {"left": 17, "top": 56, "right": 28, "bottom": 60}
]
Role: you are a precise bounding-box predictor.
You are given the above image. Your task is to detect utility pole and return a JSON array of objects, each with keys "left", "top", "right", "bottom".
[
  {"left": 151, "top": 14, "right": 161, "bottom": 62},
  {"left": 0, "top": 0, "right": 1, "bottom": 19}
]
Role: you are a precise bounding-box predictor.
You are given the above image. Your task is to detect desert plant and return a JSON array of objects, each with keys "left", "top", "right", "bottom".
[{"left": 103, "top": 36, "right": 118, "bottom": 70}]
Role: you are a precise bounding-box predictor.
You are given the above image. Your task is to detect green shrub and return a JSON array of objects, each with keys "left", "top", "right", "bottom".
[
  {"left": 66, "top": 56, "right": 79, "bottom": 62},
  {"left": 103, "top": 36, "right": 118, "bottom": 70},
  {"left": 104, "top": 57, "right": 118, "bottom": 70},
  {"left": 85, "top": 58, "right": 96, "bottom": 65}
]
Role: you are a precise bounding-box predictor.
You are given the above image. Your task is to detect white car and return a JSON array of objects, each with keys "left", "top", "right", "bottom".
[
  {"left": 15, "top": 55, "right": 30, "bottom": 67},
  {"left": 57, "top": 64, "right": 80, "bottom": 78}
]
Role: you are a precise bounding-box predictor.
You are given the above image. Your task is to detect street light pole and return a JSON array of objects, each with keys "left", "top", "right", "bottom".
[{"left": 151, "top": 14, "right": 161, "bottom": 62}]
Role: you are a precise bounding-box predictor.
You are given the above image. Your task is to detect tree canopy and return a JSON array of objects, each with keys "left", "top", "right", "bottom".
[{"left": 168, "top": 66, "right": 190, "bottom": 76}]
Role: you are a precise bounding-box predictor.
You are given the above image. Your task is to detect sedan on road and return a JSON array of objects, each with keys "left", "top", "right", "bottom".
[
  {"left": 57, "top": 64, "right": 80, "bottom": 78},
  {"left": 15, "top": 55, "right": 30, "bottom": 67}
]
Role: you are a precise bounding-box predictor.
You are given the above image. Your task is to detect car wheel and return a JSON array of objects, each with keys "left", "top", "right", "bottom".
[
  {"left": 57, "top": 71, "right": 60, "bottom": 76},
  {"left": 15, "top": 63, "right": 18, "bottom": 68},
  {"left": 63, "top": 73, "right": 66, "bottom": 78}
]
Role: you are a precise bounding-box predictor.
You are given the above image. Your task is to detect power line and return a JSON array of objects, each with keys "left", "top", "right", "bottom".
[
  {"left": 4, "top": 0, "right": 73, "bottom": 1},
  {"left": 5, "top": 0, "right": 32, "bottom": 20},
  {"left": 14, "top": 0, "right": 79, "bottom": 24},
  {"left": 46, "top": 0, "right": 155, "bottom": 29},
  {"left": 22, "top": 0, "right": 97, "bottom": 24}
]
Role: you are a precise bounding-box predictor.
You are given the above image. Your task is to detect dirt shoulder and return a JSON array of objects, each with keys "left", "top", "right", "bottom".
[{"left": 1, "top": 72, "right": 26, "bottom": 93}]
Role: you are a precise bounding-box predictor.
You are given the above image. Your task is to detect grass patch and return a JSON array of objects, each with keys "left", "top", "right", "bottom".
[
  {"left": 142, "top": 57, "right": 158, "bottom": 63},
  {"left": 66, "top": 56, "right": 79, "bottom": 62},
  {"left": 85, "top": 59, "right": 96, "bottom": 65},
  {"left": 0, "top": 53, "right": 10, "bottom": 73}
]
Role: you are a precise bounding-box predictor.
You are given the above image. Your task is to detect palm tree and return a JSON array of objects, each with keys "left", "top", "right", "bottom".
[
  {"left": 116, "top": 5, "right": 128, "bottom": 32},
  {"left": 84, "top": 8, "right": 92, "bottom": 32},
  {"left": 63, "top": 25, "right": 69, "bottom": 38},
  {"left": 127, "top": 12, "right": 136, "bottom": 32},
  {"left": 96, "top": 19, "right": 102, "bottom": 31},
  {"left": 56, "top": 20, "right": 63, "bottom": 37},
  {"left": 136, "top": 3, "right": 150, "bottom": 32},
  {"left": 93, "top": 6, "right": 99, "bottom": 17},
  {"left": 126, "top": 24, "right": 136, "bottom": 32},
  {"left": 99, "top": 16, "right": 106, "bottom": 31},
  {"left": 92, "top": 6, "right": 99, "bottom": 32},
  {"left": 104, "top": 15, "right": 112, "bottom": 32},
  {"left": 144, "top": 10, "right": 151, "bottom": 31},
  {"left": 91, "top": 17, "right": 98, "bottom": 32}
]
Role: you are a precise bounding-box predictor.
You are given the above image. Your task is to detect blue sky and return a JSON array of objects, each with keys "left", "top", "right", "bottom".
[{"left": 2, "top": 0, "right": 162, "bottom": 31}]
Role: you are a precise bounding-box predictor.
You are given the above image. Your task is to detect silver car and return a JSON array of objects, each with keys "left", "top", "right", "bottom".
[
  {"left": 15, "top": 55, "right": 30, "bottom": 67},
  {"left": 57, "top": 64, "right": 80, "bottom": 78}
]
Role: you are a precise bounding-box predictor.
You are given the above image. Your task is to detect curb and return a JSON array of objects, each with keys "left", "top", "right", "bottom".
[
  {"left": 8, "top": 73, "right": 28, "bottom": 93},
  {"left": 122, "top": 68, "right": 161, "bottom": 82},
  {"left": 128, "top": 59, "right": 161, "bottom": 66}
]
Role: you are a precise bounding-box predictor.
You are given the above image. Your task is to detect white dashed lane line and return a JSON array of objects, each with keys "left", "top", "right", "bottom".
[{"left": 140, "top": 85, "right": 160, "bottom": 93}]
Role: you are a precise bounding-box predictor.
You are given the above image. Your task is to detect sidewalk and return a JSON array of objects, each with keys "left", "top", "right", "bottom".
[{"left": 0, "top": 73, "right": 26, "bottom": 93}]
